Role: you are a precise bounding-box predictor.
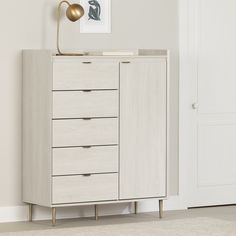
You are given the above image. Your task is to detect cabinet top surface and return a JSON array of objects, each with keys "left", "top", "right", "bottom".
[{"left": 23, "top": 49, "right": 169, "bottom": 59}]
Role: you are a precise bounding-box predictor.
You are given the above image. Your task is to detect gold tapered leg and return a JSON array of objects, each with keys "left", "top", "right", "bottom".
[
  {"left": 159, "top": 200, "right": 163, "bottom": 219},
  {"left": 29, "top": 204, "right": 33, "bottom": 222},
  {"left": 95, "top": 205, "right": 98, "bottom": 220},
  {"left": 52, "top": 207, "right": 56, "bottom": 226},
  {"left": 134, "top": 201, "right": 138, "bottom": 214}
]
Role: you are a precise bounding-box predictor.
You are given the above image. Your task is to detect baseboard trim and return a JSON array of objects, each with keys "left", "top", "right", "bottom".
[{"left": 0, "top": 196, "right": 187, "bottom": 223}]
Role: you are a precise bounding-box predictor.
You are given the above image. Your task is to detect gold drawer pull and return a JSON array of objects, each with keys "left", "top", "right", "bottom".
[
  {"left": 83, "top": 62, "right": 92, "bottom": 64},
  {"left": 83, "top": 174, "right": 92, "bottom": 177},
  {"left": 82, "top": 146, "right": 92, "bottom": 149}
]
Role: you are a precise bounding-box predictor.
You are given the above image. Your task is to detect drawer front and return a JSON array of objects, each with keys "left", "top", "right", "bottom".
[
  {"left": 53, "top": 61, "right": 119, "bottom": 90},
  {"left": 53, "top": 118, "right": 118, "bottom": 147},
  {"left": 52, "top": 174, "right": 118, "bottom": 204},
  {"left": 53, "top": 90, "right": 118, "bottom": 119},
  {"left": 53, "top": 146, "right": 118, "bottom": 175}
]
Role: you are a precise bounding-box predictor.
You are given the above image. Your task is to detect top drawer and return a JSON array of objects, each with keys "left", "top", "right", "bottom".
[{"left": 53, "top": 60, "right": 119, "bottom": 90}]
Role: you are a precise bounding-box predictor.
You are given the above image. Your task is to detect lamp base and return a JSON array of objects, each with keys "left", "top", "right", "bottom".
[{"left": 56, "top": 53, "right": 84, "bottom": 56}]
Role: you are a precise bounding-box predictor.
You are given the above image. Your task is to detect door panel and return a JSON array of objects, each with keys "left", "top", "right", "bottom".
[
  {"left": 197, "top": 0, "right": 236, "bottom": 114},
  {"left": 198, "top": 122, "right": 236, "bottom": 187},
  {"left": 119, "top": 60, "right": 167, "bottom": 200},
  {"left": 185, "top": 0, "right": 236, "bottom": 207}
]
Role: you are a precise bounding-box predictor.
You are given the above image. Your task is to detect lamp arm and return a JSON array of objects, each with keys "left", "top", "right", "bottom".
[{"left": 57, "top": 1, "right": 71, "bottom": 55}]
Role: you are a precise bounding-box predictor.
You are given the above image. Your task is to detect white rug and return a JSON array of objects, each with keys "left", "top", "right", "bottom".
[{"left": 1, "top": 217, "right": 236, "bottom": 236}]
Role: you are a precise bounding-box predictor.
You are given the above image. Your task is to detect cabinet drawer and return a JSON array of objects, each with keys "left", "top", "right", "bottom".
[
  {"left": 52, "top": 173, "right": 118, "bottom": 204},
  {"left": 53, "top": 61, "right": 119, "bottom": 90},
  {"left": 53, "top": 91, "right": 118, "bottom": 119},
  {"left": 53, "top": 118, "right": 118, "bottom": 147},
  {"left": 53, "top": 146, "right": 118, "bottom": 175}
]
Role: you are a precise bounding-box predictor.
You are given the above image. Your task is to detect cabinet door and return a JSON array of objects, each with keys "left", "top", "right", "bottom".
[{"left": 120, "top": 59, "right": 167, "bottom": 199}]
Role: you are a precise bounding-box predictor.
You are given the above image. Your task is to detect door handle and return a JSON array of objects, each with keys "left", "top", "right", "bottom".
[
  {"left": 82, "top": 146, "right": 92, "bottom": 149},
  {"left": 83, "top": 174, "right": 92, "bottom": 177},
  {"left": 82, "top": 90, "right": 92, "bottom": 92},
  {"left": 192, "top": 103, "right": 199, "bottom": 110},
  {"left": 121, "top": 61, "right": 131, "bottom": 64}
]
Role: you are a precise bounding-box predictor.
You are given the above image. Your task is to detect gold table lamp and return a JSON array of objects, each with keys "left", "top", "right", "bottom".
[{"left": 57, "top": 1, "right": 84, "bottom": 56}]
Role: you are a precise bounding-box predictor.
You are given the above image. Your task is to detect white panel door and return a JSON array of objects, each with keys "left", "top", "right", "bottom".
[{"left": 185, "top": 0, "right": 236, "bottom": 207}]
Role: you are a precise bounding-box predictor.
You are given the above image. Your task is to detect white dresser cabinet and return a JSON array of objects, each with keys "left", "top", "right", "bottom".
[{"left": 22, "top": 50, "right": 169, "bottom": 225}]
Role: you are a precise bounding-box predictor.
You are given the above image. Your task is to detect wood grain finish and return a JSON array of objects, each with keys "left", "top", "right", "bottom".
[
  {"left": 23, "top": 50, "right": 169, "bottom": 212},
  {"left": 53, "top": 118, "right": 118, "bottom": 147},
  {"left": 53, "top": 146, "right": 118, "bottom": 175},
  {"left": 52, "top": 174, "right": 118, "bottom": 204},
  {"left": 119, "top": 59, "right": 167, "bottom": 199},
  {"left": 53, "top": 60, "right": 119, "bottom": 90},
  {"left": 53, "top": 90, "right": 118, "bottom": 119},
  {"left": 22, "top": 50, "right": 52, "bottom": 207}
]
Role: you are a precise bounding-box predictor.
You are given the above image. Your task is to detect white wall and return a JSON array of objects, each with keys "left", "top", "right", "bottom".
[{"left": 0, "top": 0, "right": 179, "bottom": 218}]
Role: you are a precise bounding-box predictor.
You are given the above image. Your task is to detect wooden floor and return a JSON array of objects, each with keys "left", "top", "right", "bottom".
[{"left": 0, "top": 206, "right": 236, "bottom": 233}]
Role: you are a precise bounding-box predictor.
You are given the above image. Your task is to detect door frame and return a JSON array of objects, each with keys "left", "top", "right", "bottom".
[
  {"left": 178, "top": 0, "right": 197, "bottom": 208},
  {"left": 142, "top": 0, "right": 202, "bottom": 210}
]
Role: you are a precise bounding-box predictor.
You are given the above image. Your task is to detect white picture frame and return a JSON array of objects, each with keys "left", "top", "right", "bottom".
[{"left": 80, "top": 0, "right": 111, "bottom": 33}]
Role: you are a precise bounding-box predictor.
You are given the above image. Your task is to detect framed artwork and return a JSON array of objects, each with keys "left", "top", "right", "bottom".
[{"left": 80, "top": 0, "right": 111, "bottom": 33}]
